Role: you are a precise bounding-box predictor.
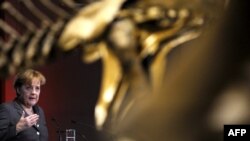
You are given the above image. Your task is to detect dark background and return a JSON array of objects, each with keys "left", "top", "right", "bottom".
[{"left": 0, "top": 0, "right": 249, "bottom": 141}]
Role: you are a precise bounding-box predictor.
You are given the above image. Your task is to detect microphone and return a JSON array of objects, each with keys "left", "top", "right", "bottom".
[
  {"left": 70, "top": 120, "right": 89, "bottom": 141},
  {"left": 71, "top": 120, "right": 115, "bottom": 141},
  {"left": 71, "top": 120, "right": 96, "bottom": 129},
  {"left": 32, "top": 105, "right": 40, "bottom": 131},
  {"left": 51, "top": 117, "right": 63, "bottom": 141},
  {"left": 33, "top": 105, "right": 40, "bottom": 114}
]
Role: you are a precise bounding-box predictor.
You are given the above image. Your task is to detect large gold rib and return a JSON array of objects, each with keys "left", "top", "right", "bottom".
[
  {"left": 21, "top": 0, "right": 52, "bottom": 25},
  {"left": 1, "top": 2, "right": 37, "bottom": 31},
  {"left": 40, "top": 21, "right": 65, "bottom": 59},
  {"left": 25, "top": 25, "right": 49, "bottom": 66},
  {"left": 40, "top": 0, "right": 70, "bottom": 17},
  {"left": 11, "top": 31, "right": 32, "bottom": 67},
  {"left": 0, "top": 19, "right": 20, "bottom": 38},
  {"left": 94, "top": 42, "right": 122, "bottom": 130},
  {"left": 62, "top": 0, "right": 79, "bottom": 8}
]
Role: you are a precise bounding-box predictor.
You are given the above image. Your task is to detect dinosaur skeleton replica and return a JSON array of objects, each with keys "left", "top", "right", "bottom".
[{"left": 1, "top": 0, "right": 249, "bottom": 141}]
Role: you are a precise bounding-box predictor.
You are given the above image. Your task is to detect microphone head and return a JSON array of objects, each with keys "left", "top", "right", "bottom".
[{"left": 33, "top": 105, "right": 39, "bottom": 114}]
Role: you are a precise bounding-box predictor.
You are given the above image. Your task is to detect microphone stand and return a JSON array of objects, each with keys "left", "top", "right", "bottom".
[
  {"left": 57, "top": 130, "right": 63, "bottom": 141},
  {"left": 71, "top": 120, "right": 116, "bottom": 141},
  {"left": 71, "top": 120, "right": 90, "bottom": 141},
  {"left": 51, "top": 118, "right": 63, "bottom": 141},
  {"left": 75, "top": 130, "right": 88, "bottom": 141}
]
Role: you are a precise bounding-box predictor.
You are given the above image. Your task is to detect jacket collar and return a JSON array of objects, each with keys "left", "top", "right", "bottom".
[
  {"left": 13, "top": 99, "right": 24, "bottom": 116},
  {"left": 13, "top": 98, "right": 40, "bottom": 116}
]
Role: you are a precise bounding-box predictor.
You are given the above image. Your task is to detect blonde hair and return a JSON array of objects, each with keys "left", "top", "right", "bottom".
[{"left": 14, "top": 69, "right": 46, "bottom": 90}]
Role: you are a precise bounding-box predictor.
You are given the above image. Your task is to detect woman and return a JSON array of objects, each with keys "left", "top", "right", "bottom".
[{"left": 0, "top": 69, "right": 48, "bottom": 141}]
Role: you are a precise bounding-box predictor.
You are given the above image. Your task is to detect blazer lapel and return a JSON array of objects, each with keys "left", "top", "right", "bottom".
[
  {"left": 13, "top": 100, "right": 40, "bottom": 132},
  {"left": 13, "top": 100, "right": 24, "bottom": 116}
]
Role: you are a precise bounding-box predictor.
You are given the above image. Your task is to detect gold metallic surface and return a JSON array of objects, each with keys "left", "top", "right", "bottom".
[
  {"left": 58, "top": 0, "right": 125, "bottom": 51},
  {"left": 1, "top": 0, "right": 249, "bottom": 141},
  {"left": 92, "top": 42, "right": 122, "bottom": 130}
]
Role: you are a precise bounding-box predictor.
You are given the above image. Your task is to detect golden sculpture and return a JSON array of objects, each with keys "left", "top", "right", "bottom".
[
  {"left": 57, "top": 0, "right": 228, "bottom": 133},
  {"left": 1, "top": 0, "right": 249, "bottom": 141}
]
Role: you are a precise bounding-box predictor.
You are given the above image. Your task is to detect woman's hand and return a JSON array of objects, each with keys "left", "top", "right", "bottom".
[{"left": 16, "top": 111, "right": 39, "bottom": 133}]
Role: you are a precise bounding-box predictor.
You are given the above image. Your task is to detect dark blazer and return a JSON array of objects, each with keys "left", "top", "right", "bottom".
[{"left": 0, "top": 100, "right": 48, "bottom": 141}]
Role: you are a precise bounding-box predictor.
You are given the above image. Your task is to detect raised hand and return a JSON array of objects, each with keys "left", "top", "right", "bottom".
[{"left": 16, "top": 111, "right": 39, "bottom": 133}]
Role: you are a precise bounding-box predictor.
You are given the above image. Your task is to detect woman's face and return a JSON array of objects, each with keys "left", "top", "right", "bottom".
[{"left": 18, "top": 78, "right": 41, "bottom": 108}]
